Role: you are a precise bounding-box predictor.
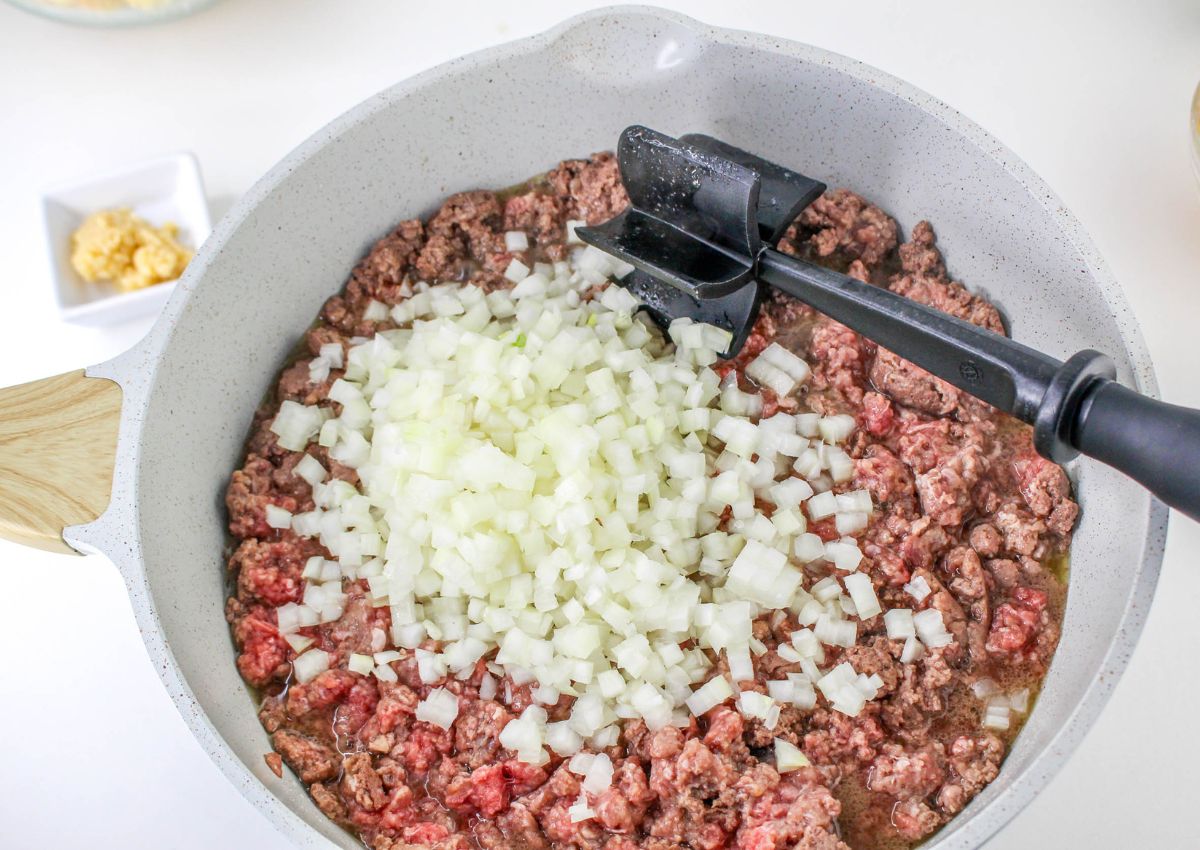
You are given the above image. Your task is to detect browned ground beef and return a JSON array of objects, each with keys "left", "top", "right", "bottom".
[{"left": 225, "top": 152, "right": 1074, "bottom": 850}]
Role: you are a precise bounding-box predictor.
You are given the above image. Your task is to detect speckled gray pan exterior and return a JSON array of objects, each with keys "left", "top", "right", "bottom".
[{"left": 66, "top": 7, "right": 1167, "bottom": 849}]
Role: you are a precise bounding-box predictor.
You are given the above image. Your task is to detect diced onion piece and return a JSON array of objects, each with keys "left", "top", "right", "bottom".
[
  {"left": 568, "top": 752, "right": 595, "bottom": 776},
  {"left": 505, "top": 231, "right": 530, "bottom": 252},
  {"left": 759, "top": 343, "right": 812, "bottom": 383},
  {"left": 270, "top": 401, "right": 326, "bottom": 451},
  {"left": 725, "top": 540, "right": 801, "bottom": 608},
  {"left": 319, "top": 343, "right": 344, "bottom": 370},
  {"left": 565, "top": 220, "right": 587, "bottom": 245},
  {"left": 479, "top": 673, "right": 498, "bottom": 701},
  {"left": 826, "top": 449, "right": 855, "bottom": 484},
  {"left": 970, "top": 678, "right": 1000, "bottom": 700},
  {"left": 499, "top": 707, "right": 549, "bottom": 765},
  {"left": 904, "top": 575, "right": 932, "bottom": 603},
  {"left": 824, "top": 540, "right": 863, "bottom": 572},
  {"left": 790, "top": 628, "right": 823, "bottom": 660},
  {"left": 568, "top": 792, "right": 595, "bottom": 823},
  {"left": 686, "top": 676, "right": 734, "bottom": 716},
  {"left": 504, "top": 258, "right": 531, "bottom": 283},
  {"left": 810, "top": 577, "right": 841, "bottom": 603},
  {"left": 774, "top": 737, "right": 811, "bottom": 772},
  {"left": 766, "top": 679, "right": 794, "bottom": 702},
  {"left": 737, "top": 690, "right": 775, "bottom": 721},
  {"left": 817, "top": 414, "right": 856, "bottom": 444},
  {"left": 836, "top": 490, "right": 873, "bottom": 514},
  {"left": 416, "top": 648, "right": 447, "bottom": 684},
  {"left": 884, "top": 609, "right": 916, "bottom": 640},
  {"left": 983, "top": 704, "right": 1011, "bottom": 730},
  {"left": 806, "top": 491, "right": 837, "bottom": 520},
  {"left": 900, "top": 636, "right": 925, "bottom": 663},
  {"left": 293, "top": 649, "right": 331, "bottom": 684},
  {"left": 843, "top": 573, "right": 882, "bottom": 619},
  {"left": 835, "top": 511, "right": 869, "bottom": 536},
  {"left": 265, "top": 504, "right": 293, "bottom": 529},
  {"left": 746, "top": 356, "right": 796, "bottom": 397},
  {"left": 814, "top": 614, "right": 856, "bottom": 648},
  {"left": 1008, "top": 688, "right": 1030, "bottom": 714},
  {"left": 727, "top": 645, "right": 754, "bottom": 683},
  {"left": 294, "top": 454, "right": 327, "bottom": 486},
  {"left": 913, "top": 609, "right": 953, "bottom": 647},
  {"left": 793, "top": 533, "right": 825, "bottom": 564},
  {"left": 416, "top": 688, "right": 460, "bottom": 729},
  {"left": 582, "top": 753, "right": 614, "bottom": 794},
  {"left": 769, "top": 477, "right": 814, "bottom": 509},
  {"left": 284, "top": 633, "right": 313, "bottom": 653},
  {"left": 546, "top": 720, "right": 583, "bottom": 756}
]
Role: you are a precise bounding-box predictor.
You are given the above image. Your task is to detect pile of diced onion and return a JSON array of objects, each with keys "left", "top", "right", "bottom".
[{"left": 265, "top": 231, "right": 963, "bottom": 777}]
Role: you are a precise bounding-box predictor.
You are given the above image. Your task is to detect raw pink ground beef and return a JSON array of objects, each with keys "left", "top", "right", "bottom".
[{"left": 225, "top": 153, "right": 1074, "bottom": 850}]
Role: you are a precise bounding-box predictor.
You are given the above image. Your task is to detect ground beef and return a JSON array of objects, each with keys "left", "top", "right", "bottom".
[
  {"left": 869, "top": 348, "right": 959, "bottom": 417},
  {"left": 546, "top": 153, "right": 628, "bottom": 225},
  {"left": 225, "top": 168, "right": 1072, "bottom": 850},
  {"left": 784, "top": 188, "right": 899, "bottom": 270},
  {"left": 808, "top": 318, "right": 872, "bottom": 405},
  {"left": 349, "top": 219, "right": 427, "bottom": 305}
]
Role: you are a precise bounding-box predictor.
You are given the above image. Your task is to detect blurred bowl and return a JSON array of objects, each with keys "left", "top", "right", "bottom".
[
  {"left": 1191, "top": 82, "right": 1200, "bottom": 187},
  {"left": 4, "top": 0, "right": 219, "bottom": 26}
]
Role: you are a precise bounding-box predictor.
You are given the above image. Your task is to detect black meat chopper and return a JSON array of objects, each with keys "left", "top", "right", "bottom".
[{"left": 577, "top": 126, "right": 1200, "bottom": 522}]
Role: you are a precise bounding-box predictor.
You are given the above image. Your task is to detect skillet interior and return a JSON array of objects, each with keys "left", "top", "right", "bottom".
[{"left": 68, "top": 8, "right": 1167, "bottom": 849}]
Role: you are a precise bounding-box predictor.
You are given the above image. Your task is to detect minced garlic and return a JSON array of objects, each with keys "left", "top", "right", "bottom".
[{"left": 70, "top": 208, "right": 192, "bottom": 291}]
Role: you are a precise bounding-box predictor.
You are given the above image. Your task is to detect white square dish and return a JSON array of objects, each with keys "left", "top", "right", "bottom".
[{"left": 41, "top": 152, "right": 211, "bottom": 326}]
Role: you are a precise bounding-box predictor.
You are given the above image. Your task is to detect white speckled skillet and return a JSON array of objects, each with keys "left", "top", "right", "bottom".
[{"left": 1, "top": 7, "right": 1168, "bottom": 849}]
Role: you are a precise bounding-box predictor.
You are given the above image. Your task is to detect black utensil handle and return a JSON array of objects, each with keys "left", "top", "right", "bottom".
[
  {"left": 1074, "top": 379, "right": 1200, "bottom": 521},
  {"left": 758, "top": 250, "right": 1062, "bottom": 422}
]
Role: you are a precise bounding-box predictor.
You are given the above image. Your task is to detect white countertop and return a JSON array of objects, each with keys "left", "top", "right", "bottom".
[{"left": 0, "top": 0, "right": 1197, "bottom": 847}]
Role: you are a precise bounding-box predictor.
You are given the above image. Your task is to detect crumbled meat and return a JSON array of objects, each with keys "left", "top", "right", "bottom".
[
  {"left": 226, "top": 454, "right": 305, "bottom": 539},
  {"left": 1012, "top": 450, "right": 1080, "bottom": 536},
  {"left": 230, "top": 536, "right": 319, "bottom": 607},
  {"left": 898, "top": 419, "right": 991, "bottom": 527},
  {"left": 504, "top": 191, "right": 567, "bottom": 243},
  {"left": 546, "top": 153, "right": 629, "bottom": 224},
  {"left": 228, "top": 604, "right": 288, "bottom": 687},
  {"left": 870, "top": 348, "right": 959, "bottom": 416},
  {"left": 790, "top": 189, "right": 899, "bottom": 269},
  {"left": 273, "top": 730, "right": 339, "bottom": 784},
  {"left": 226, "top": 163, "right": 1072, "bottom": 850},
  {"left": 942, "top": 546, "right": 992, "bottom": 658},
  {"left": 858, "top": 391, "right": 896, "bottom": 438},
  {"left": 891, "top": 798, "right": 942, "bottom": 841},
  {"left": 312, "top": 781, "right": 348, "bottom": 821},
  {"left": 888, "top": 222, "right": 1005, "bottom": 335},
  {"left": 809, "top": 318, "right": 872, "bottom": 405},
  {"left": 866, "top": 743, "right": 945, "bottom": 798},
  {"left": 993, "top": 500, "right": 1049, "bottom": 558},
  {"left": 986, "top": 586, "right": 1051, "bottom": 665},
  {"left": 343, "top": 753, "right": 389, "bottom": 812},
  {"left": 969, "top": 522, "right": 1003, "bottom": 557},
  {"left": 936, "top": 734, "right": 1003, "bottom": 815}
]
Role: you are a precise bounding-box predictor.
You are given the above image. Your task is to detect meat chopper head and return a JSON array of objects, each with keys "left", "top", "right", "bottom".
[{"left": 577, "top": 127, "right": 825, "bottom": 356}]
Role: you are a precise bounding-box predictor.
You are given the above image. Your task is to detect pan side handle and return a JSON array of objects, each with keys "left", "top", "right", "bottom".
[{"left": 0, "top": 370, "right": 121, "bottom": 555}]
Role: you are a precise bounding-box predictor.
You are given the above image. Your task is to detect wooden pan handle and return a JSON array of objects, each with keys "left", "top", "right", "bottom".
[{"left": 0, "top": 370, "right": 121, "bottom": 554}]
